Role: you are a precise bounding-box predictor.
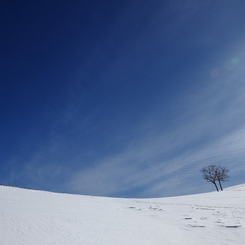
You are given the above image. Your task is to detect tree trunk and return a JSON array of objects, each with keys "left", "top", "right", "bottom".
[
  {"left": 218, "top": 180, "right": 223, "bottom": 191},
  {"left": 213, "top": 182, "right": 219, "bottom": 192}
]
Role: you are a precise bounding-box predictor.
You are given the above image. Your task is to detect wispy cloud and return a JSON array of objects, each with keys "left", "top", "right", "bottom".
[
  {"left": 67, "top": 48, "right": 245, "bottom": 197},
  {"left": 9, "top": 45, "right": 245, "bottom": 197}
]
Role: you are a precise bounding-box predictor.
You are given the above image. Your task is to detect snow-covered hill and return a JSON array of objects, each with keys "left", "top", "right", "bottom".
[{"left": 1, "top": 184, "right": 245, "bottom": 245}]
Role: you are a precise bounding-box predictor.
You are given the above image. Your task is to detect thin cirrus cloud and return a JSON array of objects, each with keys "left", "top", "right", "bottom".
[
  {"left": 16, "top": 39, "right": 243, "bottom": 198},
  {"left": 11, "top": 46, "right": 245, "bottom": 198},
  {"left": 67, "top": 48, "right": 245, "bottom": 197}
]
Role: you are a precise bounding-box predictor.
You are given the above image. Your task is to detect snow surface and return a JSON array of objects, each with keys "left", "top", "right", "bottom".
[{"left": 1, "top": 184, "right": 245, "bottom": 245}]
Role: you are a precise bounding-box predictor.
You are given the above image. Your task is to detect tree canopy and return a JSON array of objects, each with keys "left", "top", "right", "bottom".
[{"left": 200, "top": 165, "right": 229, "bottom": 191}]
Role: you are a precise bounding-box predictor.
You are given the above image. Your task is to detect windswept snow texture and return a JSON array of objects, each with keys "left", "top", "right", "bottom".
[{"left": 1, "top": 185, "right": 245, "bottom": 245}]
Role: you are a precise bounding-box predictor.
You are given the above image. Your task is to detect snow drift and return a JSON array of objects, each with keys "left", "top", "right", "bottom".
[{"left": 1, "top": 184, "right": 245, "bottom": 244}]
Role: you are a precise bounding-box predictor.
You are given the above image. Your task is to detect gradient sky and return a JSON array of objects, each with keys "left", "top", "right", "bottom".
[{"left": 1, "top": 0, "right": 245, "bottom": 198}]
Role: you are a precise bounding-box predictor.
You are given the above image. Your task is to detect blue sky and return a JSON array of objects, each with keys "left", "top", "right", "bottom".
[{"left": 1, "top": 0, "right": 245, "bottom": 197}]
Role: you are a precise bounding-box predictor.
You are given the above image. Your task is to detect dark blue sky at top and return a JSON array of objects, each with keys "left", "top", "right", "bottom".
[{"left": 1, "top": 0, "right": 245, "bottom": 197}]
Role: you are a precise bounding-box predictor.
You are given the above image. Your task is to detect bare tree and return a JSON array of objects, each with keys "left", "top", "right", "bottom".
[
  {"left": 200, "top": 165, "right": 219, "bottom": 191},
  {"left": 215, "top": 166, "right": 229, "bottom": 191}
]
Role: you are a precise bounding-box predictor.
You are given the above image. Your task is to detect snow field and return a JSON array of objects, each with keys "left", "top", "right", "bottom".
[{"left": 0, "top": 184, "right": 245, "bottom": 244}]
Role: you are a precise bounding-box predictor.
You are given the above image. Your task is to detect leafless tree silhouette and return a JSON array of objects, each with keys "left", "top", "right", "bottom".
[
  {"left": 201, "top": 165, "right": 219, "bottom": 191},
  {"left": 201, "top": 165, "right": 230, "bottom": 191},
  {"left": 215, "top": 166, "right": 229, "bottom": 191}
]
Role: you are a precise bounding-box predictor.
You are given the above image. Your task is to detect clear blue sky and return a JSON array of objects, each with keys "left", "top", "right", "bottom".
[{"left": 1, "top": 0, "right": 245, "bottom": 197}]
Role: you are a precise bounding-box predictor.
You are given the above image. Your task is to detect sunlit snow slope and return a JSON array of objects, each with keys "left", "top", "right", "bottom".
[{"left": 1, "top": 184, "right": 245, "bottom": 245}]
